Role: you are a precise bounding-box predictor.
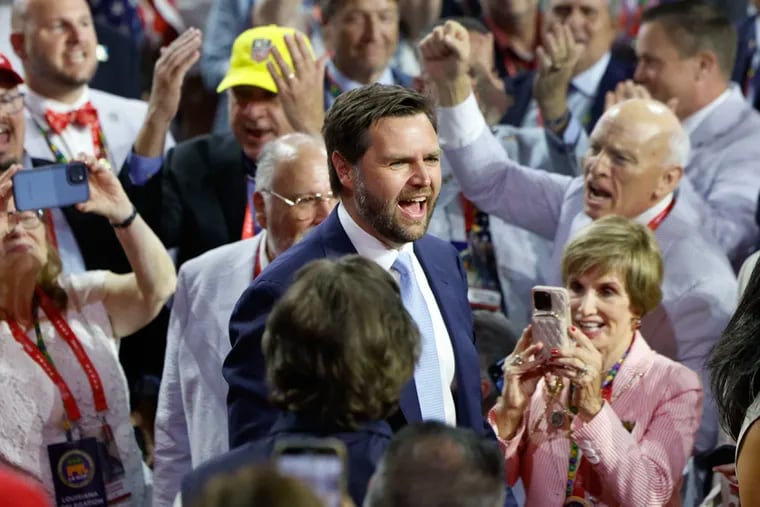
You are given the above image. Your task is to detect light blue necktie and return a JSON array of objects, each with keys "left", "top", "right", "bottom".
[{"left": 392, "top": 251, "right": 446, "bottom": 421}]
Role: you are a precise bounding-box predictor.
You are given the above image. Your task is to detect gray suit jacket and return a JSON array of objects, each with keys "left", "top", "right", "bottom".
[
  {"left": 23, "top": 88, "right": 175, "bottom": 171},
  {"left": 675, "top": 87, "right": 760, "bottom": 269},
  {"left": 444, "top": 127, "right": 738, "bottom": 453},
  {"left": 152, "top": 233, "right": 263, "bottom": 507}
]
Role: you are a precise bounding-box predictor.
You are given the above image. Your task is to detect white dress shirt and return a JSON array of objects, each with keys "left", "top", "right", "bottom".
[
  {"left": 24, "top": 86, "right": 100, "bottom": 161},
  {"left": 337, "top": 204, "right": 457, "bottom": 426},
  {"left": 681, "top": 86, "right": 733, "bottom": 136}
]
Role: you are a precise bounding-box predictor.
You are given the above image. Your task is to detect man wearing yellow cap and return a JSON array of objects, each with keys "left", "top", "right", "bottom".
[{"left": 124, "top": 24, "right": 326, "bottom": 269}]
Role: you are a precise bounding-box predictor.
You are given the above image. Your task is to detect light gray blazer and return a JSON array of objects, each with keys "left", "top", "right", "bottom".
[
  {"left": 152, "top": 233, "right": 263, "bottom": 507},
  {"left": 676, "top": 87, "right": 760, "bottom": 269},
  {"left": 23, "top": 88, "right": 175, "bottom": 171},
  {"left": 443, "top": 127, "right": 737, "bottom": 453},
  {"left": 429, "top": 124, "right": 586, "bottom": 328}
]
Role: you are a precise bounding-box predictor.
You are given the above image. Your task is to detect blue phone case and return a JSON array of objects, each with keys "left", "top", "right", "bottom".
[{"left": 12, "top": 163, "right": 90, "bottom": 211}]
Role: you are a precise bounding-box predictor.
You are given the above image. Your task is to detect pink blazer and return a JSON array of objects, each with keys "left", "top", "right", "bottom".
[{"left": 493, "top": 333, "right": 703, "bottom": 506}]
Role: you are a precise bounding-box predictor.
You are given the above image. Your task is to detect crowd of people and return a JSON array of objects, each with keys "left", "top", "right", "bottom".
[{"left": 1, "top": 0, "right": 760, "bottom": 506}]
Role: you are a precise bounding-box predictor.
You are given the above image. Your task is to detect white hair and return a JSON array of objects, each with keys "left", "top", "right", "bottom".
[
  {"left": 255, "top": 133, "right": 326, "bottom": 192},
  {"left": 666, "top": 125, "right": 690, "bottom": 167}
]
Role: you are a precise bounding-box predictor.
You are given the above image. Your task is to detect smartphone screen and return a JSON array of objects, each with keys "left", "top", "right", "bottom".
[
  {"left": 488, "top": 357, "right": 506, "bottom": 394},
  {"left": 275, "top": 448, "right": 344, "bottom": 507}
]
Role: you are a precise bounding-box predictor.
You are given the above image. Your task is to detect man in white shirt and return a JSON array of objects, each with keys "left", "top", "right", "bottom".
[
  {"left": 618, "top": 1, "right": 760, "bottom": 268},
  {"left": 152, "top": 133, "right": 335, "bottom": 507}
]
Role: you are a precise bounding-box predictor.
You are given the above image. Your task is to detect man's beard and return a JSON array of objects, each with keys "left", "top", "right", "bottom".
[{"left": 354, "top": 172, "right": 435, "bottom": 245}]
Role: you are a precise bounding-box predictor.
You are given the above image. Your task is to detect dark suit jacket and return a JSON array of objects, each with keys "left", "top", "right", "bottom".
[
  {"left": 224, "top": 209, "right": 485, "bottom": 448},
  {"left": 500, "top": 54, "right": 635, "bottom": 132},
  {"left": 90, "top": 20, "right": 142, "bottom": 100},
  {"left": 180, "top": 412, "right": 392, "bottom": 507},
  {"left": 732, "top": 15, "right": 760, "bottom": 110},
  {"left": 121, "top": 133, "right": 248, "bottom": 268}
]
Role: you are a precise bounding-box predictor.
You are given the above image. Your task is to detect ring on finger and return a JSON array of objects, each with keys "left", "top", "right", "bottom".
[
  {"left": 287, "top": 73, "right": 296, "bottom": 80},
  {"left": 510, "top": 355, "right": 524, "bottom": 367},
  {"left": 576, "top": 365, "right": 588, "bottom": 378}
]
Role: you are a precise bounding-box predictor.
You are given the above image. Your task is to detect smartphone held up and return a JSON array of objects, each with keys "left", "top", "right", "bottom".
[
  {"left": 531, "top": 285, "right": 572, "bottom": 362},
  {"left": 12, "top": 162, "right": 89, "bottom": 211}
]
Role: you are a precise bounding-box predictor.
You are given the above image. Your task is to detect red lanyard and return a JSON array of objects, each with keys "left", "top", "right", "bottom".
[
  {"left": 241, "top": 178, "right": 257, "bottom": 240},
  {"left": 6, "top": 288, "right": 108, "bottom": 425},
  {"left": 647, "top": 198, "right": 676, "bottom": 231}
]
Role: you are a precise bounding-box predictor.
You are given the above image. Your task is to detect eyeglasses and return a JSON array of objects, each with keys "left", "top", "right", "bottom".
[
  {"left": 0, "top": 91, "right": 24, "bottom": 116},
  {"left": 0, "top": 209, "right": 44, "bottom": 231},
  {"left": 261, "top": 189, "right": 338, "bottom": 220}
]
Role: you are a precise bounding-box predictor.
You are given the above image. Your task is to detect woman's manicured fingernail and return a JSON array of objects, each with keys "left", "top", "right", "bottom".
[{"left": 551, "top": 348, "right": 560, "bottom": 356}]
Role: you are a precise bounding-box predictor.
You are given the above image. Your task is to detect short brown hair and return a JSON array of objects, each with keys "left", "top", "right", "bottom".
[
  {"left": 322, "top": 83, "right": 437, "bottom": 194},
  {"left": 641, "top": 1, "right": 737, "bottom": 79},
  {"left": 192, "top": 464, "right": 324, "bottom": 507},
  {"left": 561, "top": 215, "right": 663, "bottom": 317},
  {"left": 263, "top": 255, "right": 420, "bottom": 429}
]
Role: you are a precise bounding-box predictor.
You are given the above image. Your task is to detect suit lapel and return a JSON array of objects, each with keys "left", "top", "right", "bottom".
[{"left": 207, "top": 136, "right": 248, "bottom": 243}]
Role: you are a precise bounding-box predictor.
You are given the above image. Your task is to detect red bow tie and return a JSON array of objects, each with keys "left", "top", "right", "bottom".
[{"left": 44, "top": 101, "right": 100, "bottom": 135}]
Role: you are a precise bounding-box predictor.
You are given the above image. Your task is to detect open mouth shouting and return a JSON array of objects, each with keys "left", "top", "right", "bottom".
[
  {"left": 397, "top": 195, "right": 430, "bottom": 221},
  {"left": 585, "top": 179, "right": 613, "bottom": 212}
]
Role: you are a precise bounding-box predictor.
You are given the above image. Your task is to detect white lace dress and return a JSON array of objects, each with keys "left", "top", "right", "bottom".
[{"left": 0, "top": 271, "right": 146, "bottom": 505}]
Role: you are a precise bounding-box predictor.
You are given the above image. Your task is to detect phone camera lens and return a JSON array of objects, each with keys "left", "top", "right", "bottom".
[
  {"left": 67, "top": 164, "right": 86, "bottom": 184},
  {"left": 533, "top": 291, "right": 552, "bottom": 311}
]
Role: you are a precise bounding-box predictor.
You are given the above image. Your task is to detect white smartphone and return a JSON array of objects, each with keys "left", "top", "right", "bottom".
[
  {"left": 531, "top": 285, "right": 572, "bottom": 362},
  {"left": 272, "top": 437, "right": 347, "bottom": 507}
]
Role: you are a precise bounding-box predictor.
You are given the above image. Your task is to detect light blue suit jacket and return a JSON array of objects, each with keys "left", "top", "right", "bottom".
[
  {"left": 153, "top": 234, "right": 262, "bottom": 507},
  {"left": 443, "top": 127, "right": 738, "bottom": 453}
]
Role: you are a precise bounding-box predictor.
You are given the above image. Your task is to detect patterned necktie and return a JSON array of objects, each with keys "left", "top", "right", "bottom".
[{"left": 392, "top": 251, "right": 446, "bottom": 421}]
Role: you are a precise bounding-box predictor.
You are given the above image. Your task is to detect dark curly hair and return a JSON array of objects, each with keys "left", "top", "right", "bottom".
[{"left": 262, "top": 255, "right": 420, "bottom": 430}]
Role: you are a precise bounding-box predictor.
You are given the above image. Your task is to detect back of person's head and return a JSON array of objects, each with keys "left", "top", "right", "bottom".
[
  {"left": 263, "top": 255, "right": 421, "bottom": 430},
  {"left": 363, "top": 421, "right": 505, "bottom": 507},
  {"left": 192, "top": 464, "right": 325, "bottom": 507},
  {"left": 473, "top": 310, "right": 517, "bottom": 413},
  {"left": 710, "top": 258, "right": 760, "bottom": 439},
  {"left": 641, "top": 0, "right": 736, "bottom": 79}
]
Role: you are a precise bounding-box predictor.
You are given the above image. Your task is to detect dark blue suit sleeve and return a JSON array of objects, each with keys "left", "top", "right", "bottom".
[{"left": 224, "top": 280, "right": 283, "bottom": 448}]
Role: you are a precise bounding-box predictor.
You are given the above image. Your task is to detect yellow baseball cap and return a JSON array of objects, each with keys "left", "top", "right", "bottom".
[{"left": 217, "top": 25, "right": 315, "bottom": 94}]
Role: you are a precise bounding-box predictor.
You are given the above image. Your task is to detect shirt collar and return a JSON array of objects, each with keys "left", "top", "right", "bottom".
[
  {"left": 23, "top": 85, "right": 91, "bottom": 119},
  {"left": 680, "top": 86, "right": 734, "bottom": 135},
  {"left": 633, "top": 193, "right": 674, "bottom": 226},
  {"left": 326, "top": 59, "right": 395, "bottom": 93},
  {"left": 571, "top": 51, "right": 611, "bottom": 98},
  {"left": 256, "top": 229, "right": 271, "bottom": 270},
  {"left": 336, "top": 202, "right": 413, "bottom": 271}
]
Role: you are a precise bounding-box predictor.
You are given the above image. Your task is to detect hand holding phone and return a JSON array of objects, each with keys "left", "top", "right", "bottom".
[
  {"left": 531, "top": 286, "right": 571, "bottom": 362},
  {"left": 272, "top": 437, "right": 347, "bottom": 507},
  {"left": 12, "top": 162, "right": 89, "bottom": 211}
]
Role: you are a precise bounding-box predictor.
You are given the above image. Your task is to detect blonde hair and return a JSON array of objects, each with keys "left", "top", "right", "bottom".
[
  {"left": 561, "top": 215, "right": 663, "bottom": 316},
  {"left": 36, "top": 228, "right": 68, "bottom": 310}
]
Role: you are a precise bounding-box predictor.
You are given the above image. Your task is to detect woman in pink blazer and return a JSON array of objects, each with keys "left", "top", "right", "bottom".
[{"left": 490, "top": 216, "right": 703, "bottom": 506}]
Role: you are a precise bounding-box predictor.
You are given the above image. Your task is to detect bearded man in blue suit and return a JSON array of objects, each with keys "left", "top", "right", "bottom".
[{"left": 224, "top": 83, "right": 486, "bottom": 448}]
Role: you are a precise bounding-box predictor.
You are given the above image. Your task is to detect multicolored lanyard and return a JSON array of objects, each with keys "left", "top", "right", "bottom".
[
  {"left": 325, "top": 67, "right": 343, "bottom": 99},
  {"left": 646, "top": 197, "right": 675, "bottom": 232},
  {"left": 565, "top": 337, "right": 634, "bottom": 504},
  {"left": 5, "top": 289, "right": 109, "bottom": 436},
  {"left": 241, "top": 177, "right": 257, "bottom": 240},
  {"left": 30, "top": 116, "right": 111, "bottom": 165}
]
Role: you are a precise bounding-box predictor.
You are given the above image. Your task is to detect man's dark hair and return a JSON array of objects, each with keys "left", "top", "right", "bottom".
[
  {"left": 321, "top": 83, "right": 437, "bottom": 194},
  {"left": 363, "top": 421, "right": 506, "bottom": 507},
  {"left": 263, "top": 255, "right": 420, "bottom": 430},
  {"left": 641, "top": 0, "right": 737, "bottom": 79}
]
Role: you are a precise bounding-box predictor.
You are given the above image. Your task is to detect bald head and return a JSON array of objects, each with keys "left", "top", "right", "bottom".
[
  {"left": 583, "top": 98, "right": 687, "bottom": 220},
  {"left": 600, "top": 98, "right": 689, "bottom": 167}
]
